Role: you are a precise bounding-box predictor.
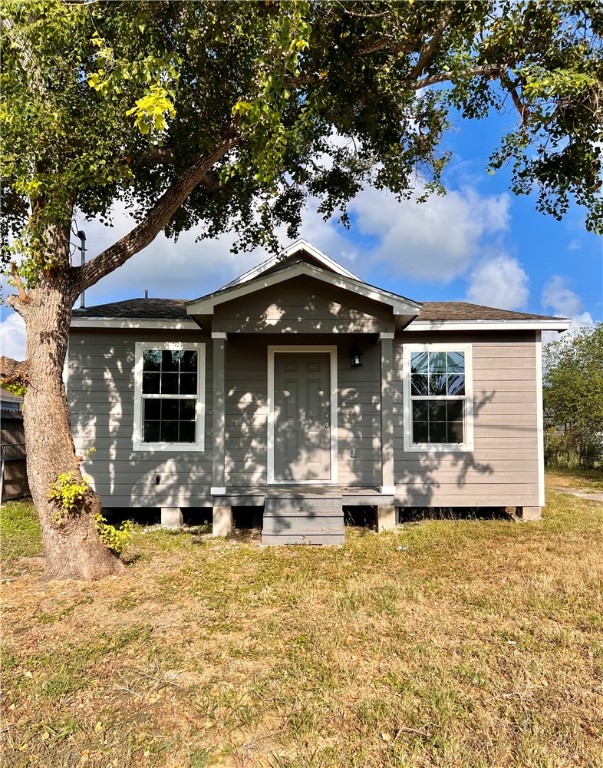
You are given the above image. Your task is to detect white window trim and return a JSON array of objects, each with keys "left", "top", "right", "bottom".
[
  {"left": 267, "top": 345, "right": 338, "bottom": 485},
  {"left": 133, "top": 341, "right": 206, "bottom": 452},
  {"left": 403, "top": 343, "right": 474, "bottom": 453}
]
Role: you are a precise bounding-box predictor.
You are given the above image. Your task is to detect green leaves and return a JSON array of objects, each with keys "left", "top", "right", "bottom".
[
  {"left": 125, "top": 85, "right": 176, "bottom": 136},
  {"left": 544, "top": 324, "right": 603, "bottom": 467},
  {"left": 2, "top": 0, "right": 602, "bottom": 287}
]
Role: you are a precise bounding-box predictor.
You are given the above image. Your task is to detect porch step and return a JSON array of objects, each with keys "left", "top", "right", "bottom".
[{"left": 262, "top": 494, "right": 344, "bottom": 546}]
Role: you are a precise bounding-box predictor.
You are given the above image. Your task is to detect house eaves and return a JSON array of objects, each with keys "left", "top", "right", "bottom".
[{"left": 406, "top": 318, "right": 571, "bottom": 332}]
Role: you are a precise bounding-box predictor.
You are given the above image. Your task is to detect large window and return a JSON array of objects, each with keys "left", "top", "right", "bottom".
[
  {"left": 133, "top": 342, "right": 205, "bottom": 451},
  {"left": 403, "top": 344, "right": 473, "bottom": 452}
]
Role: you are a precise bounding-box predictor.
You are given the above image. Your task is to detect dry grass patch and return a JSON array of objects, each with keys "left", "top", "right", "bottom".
[{"left": 1, "top": 479, "right": 602, "bottom": 767}]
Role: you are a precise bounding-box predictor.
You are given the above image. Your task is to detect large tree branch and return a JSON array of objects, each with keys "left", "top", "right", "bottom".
[
  {"left": 77, "top": 136, "right": 238, "bottom": 292},
  {"left": 408, "top": 6, "right": 454, "bottom": 81},
  {"left": 407, "top": 64, "right": 502, "bottom": 91},
  {"left": 500, "top": 72, "right": 530, "bottom": 125}
]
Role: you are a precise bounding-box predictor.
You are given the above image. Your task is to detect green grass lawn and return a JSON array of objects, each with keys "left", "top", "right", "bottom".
[{"left": 1, "top": 474, "right": 602, "bottom": 767}]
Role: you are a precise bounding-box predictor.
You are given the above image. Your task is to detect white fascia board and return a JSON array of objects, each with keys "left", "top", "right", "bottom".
[
  {"left": 405, "top": 319, "right": 571, "bottom": 332},
  {"left": 70, "top": 318, "right": 198, "bottom": 330},
  {"left": 223, "top": 238, "right": 360, "bottom": 289},
  {"left": 281, "top": 239, "right": 360, "bottom": 280},
  {"left": 187, "top": 262, "right": 420, "bottom": 316}
]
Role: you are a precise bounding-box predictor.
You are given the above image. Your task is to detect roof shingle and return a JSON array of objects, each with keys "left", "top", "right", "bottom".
[
  {"left": 416, "top": 302, "right": 557, "bottom": 322},
  {"left": 73, "top": 298, "right": 188, "bottom": 319},
  {"left": 72, "top": 297, "right": 561, "bottom": 323}
]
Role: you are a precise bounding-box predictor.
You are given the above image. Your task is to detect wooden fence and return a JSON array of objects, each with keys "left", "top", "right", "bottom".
[{"left": 1, "top": 409, "right": 28, "bottom": 502}]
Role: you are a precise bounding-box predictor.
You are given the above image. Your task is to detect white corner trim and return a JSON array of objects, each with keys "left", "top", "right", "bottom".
[
  {"left": 535, "top": 333, "right": 545, "bottom": 508},
  {"left": 406, "top": 319, "right": 571, "bottom": 332},
  {"left": 211, "top": 487, "right": 227, "bottom": 496},
  {"left": 132, "top": 340, "right": 206, "bottom": 452},
  {"left": 211, "top": 331, "right": 227, "bottom": 339},
  {"left": 402, "top": 343, "right": 474, "bottom": 453},
  {"left": 71, "top": 318, "right": 198, "bottom": 330},
  {"left": 267, "top": 345, "right": 338, "bottom": 485},
  {"left": 380, "top": 486, "right": 396, "bottom": 495}
]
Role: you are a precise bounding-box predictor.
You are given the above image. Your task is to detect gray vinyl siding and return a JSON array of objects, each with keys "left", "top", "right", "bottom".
[
  {"left": 213, "top": 276, "right": 395, "bottom": 335},
  {"left": 223, "top": 335, "right": 380, "bottom": 487},
  {"left": 393, "top": 331, "right": 540, "bottom": 507},
  {"left": 69, "top": 323, "right": 542, "bottom": 509},
  {"left": 68, "top": 329, "right": 213, "bottom": 507},
  {"left": 337, "top": 343, "right": 380, "bottom": 485}
]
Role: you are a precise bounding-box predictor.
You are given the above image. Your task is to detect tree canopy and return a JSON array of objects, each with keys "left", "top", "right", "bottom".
[
  {"left": 544, "top": 324, "right": 603, "bottom": 468},
  {"left": 1, "top": 0, "right": 602, "bottom": 579},
  {"left": 2, "top": 0, "right": 602, "bottom": 288}
]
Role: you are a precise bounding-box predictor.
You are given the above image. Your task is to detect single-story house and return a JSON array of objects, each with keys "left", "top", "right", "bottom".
[{"left": 68, "top": 240, "right": 570, "bottom": 543}]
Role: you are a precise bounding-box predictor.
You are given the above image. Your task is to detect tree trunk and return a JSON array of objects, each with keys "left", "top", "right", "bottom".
[{"left": 22, "top": 275, "right": 124, "bottom": 580}]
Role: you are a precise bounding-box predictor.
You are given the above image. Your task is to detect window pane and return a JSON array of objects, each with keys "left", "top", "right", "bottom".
[
  {"left": 180, "top": 400, "right": 196, "bottom": 420},
  {"left": 181, "top": 351, "right": 197, "bottom": 372},
  {"left": 447, "top": 419, "right": 464, "bottom": 443},
  {"left": 144, "top": 399, "right": 161, "bottom": 420},
  {"left": 143, "top": 420, "right": 160, "bottom": 442},
  {"left": 447, "top": 374, "right": 465, "bottom": 395},
  {"left": 163, "top": 399, "right": 179, "bottom": 420},
  {"left": 161, "top": 372, "right": 179, "bottom": 394},
  {"left": 429, "top": 421, "right": 447, "bottom": 443},
  {"left": 413, "top": 419, "right": 428, "bottom": 443},
  {"left": 411, "top": 374, "right": 429, "bottom": 395},
  {"left": 180, "top": 373, "right": 197, "bottom": 395},
  {"left": 179, "top": 421, "right": 196, "bottom": 443},
  {"left": 430, "top": 352, "right": 447, "bottom": 373},
  {"left": 413, "top": 402, "right": 428, "bottom": 421},
  {"left": 411, "top": 352, "right": 428, "bottom": 373},
  {"left": 429, "top": 374, "right": 447, "bottom": 395},
  {"left": 162, "top": 350, "right": 179, "bottom": 371},
  {"left": 447, "top": 401, "right": 463, "bottom": 421},
  {"left": 447, "top": 352, "right": 464, "bottom": 372},
  {"left": 143, "top": 349, "right": 161, "bottom": 371},
  {"left": 428, "top": 401, "right": 447, "bottom": 421},
  {"left": 142, "top": 371, "right": 160, "bottom": 394},
  {"left": 161, "top": 421, "right": 179, "bottom": 442}
]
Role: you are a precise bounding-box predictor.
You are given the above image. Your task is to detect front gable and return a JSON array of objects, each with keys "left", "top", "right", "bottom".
[
  {"left": 187, "top": 260, "right": 420, "bottom": 333},
  {"left": 210, "top": 274, "right": 397, "bottom": 334}
]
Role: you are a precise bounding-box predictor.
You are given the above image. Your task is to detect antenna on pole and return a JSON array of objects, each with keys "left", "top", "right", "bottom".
[{"left": 77, "top": 230, "right": 86, "bottom": 309}]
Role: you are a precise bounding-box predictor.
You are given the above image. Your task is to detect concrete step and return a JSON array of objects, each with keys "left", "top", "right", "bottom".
[
  {"left": 262, "top": 494, "right": 344, "bottom": 546},
  {"left": 264, "top": 495, "right": 342, "bottom": 515},
  {"left": 261, "top": 532, "right": 344, "bottom": 546}
]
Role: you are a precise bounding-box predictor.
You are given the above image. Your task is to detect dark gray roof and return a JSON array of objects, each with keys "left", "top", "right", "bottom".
[
  {"left": 73, "top": 299, "right": 188, "bottom": 319},
  {"left": 72, "top": 297, "right": 560, "bottom": 323}
]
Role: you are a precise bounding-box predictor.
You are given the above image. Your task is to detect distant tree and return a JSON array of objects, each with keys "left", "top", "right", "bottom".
[
  {"left": 544, "top": 324, "right": 603, "bottom": 468},
  {"left": 1, "top": 1, "right": 602, "bottom": 579}
]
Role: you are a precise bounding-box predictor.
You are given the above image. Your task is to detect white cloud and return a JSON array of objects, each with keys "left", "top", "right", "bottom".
[
  {"left": 541, "top": 275, "right": 584, "bottom": 317},
  {"left": 77, "top": 199, "right": 359, "bottom": 306},
  {"left": 465, "top": 254, "right": 530, "bottom": 310},
  {"left": 347, "top": 185, "right": 510, "bottom": 282},
  {"left": 0, "top": 311, "right": 26, "bottom": 361},
  {"left": 568, "top": 239, "right": 581, "bottom": 252},
  {"left": 540, "top": 276, "right": 595, "bottom": 346},
  {"left": 77, "top": 204, "right": 257, "bottom": 305}
]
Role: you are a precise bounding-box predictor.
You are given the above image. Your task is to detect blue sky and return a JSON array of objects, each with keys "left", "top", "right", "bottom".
[{"left": 1, "top": 108, "right": 601, "bottom": 360}]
